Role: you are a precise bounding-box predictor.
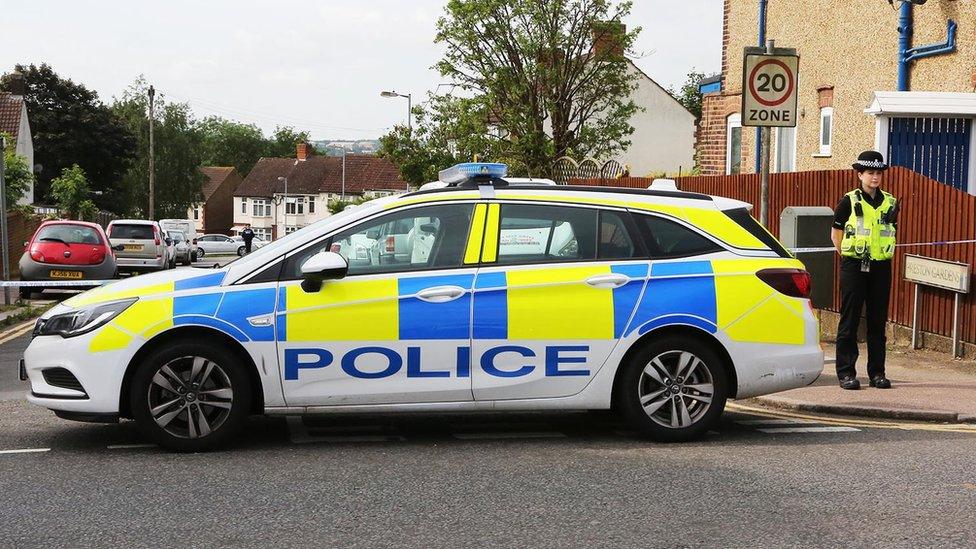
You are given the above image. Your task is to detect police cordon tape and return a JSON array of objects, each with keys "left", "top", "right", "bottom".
[{"left": 0, "top": 237, "right": 974, "bottom": 288}]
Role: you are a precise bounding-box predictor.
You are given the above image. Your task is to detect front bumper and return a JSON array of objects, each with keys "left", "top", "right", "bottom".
[{"left": 24, "top": 331, "right": 132, "bottom": 415}]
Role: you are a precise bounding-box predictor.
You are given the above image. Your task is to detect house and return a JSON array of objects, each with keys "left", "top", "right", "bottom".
[
  {"left": 188, "top": 167, "right": 243, "bottom": 235},
  {"left": 232, "top": 143, "right": 408, "bottom": 240},
  {"left": 698, "top": 1, "right": 976, "bottom": 193},
  {"left": 0, "top": 72, "right": 35, "bottom": 205}
]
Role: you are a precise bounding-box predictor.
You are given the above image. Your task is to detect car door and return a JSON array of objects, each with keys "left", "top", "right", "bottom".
[
  {"left": 276, "top": 202, "right": 481, "bottom": 406},
  {"left": 471, "top": 202, "right": 648, "bottom": 401}
]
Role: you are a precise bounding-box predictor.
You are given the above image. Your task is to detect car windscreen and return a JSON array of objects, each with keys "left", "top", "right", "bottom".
[
  {"left": 110, "top": 224, "right": 155, "bottom": 240},
  {"left": 170, "top": 231, "right": 186, "bottom": 242},
  {"left": 35, "top": 224, "right": 103, "bottom": 245}
]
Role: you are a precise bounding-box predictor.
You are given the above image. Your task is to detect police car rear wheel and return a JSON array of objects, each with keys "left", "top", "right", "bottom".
[
  {"left": 619, "top": 337, "right": 728, "bottom": 442},
  {"left": 130, "top": 342, "right": 251, "bottom": 452}
]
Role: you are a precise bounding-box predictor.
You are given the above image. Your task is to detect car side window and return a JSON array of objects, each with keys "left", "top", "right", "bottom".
[
  {"left": 495, "top": 204, "right": 598, "bottom": 265},
  {"left": 598, "top": 210, "right": 641, "bottom": 259},
  {"left": 280, "top": 204, "right": 475, "bottom": 280},
  {"left": 635, "top": 214, "right": 724, "bottom": 259}
]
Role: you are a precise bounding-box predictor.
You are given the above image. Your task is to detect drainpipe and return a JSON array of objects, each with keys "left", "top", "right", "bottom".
[
  {"left": 898, "top": 1, "right": 957, "bottom": 91},
  {"left": 754, "top": 0, "right": 768, "bottom": 173}
]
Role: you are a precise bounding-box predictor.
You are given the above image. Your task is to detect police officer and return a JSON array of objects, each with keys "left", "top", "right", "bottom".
[
  {"left": 830, "top": 150, "right": 898, "bottom": 390},
  {"left": 241, "top": 224, "right": 255, "bottom": 255}
]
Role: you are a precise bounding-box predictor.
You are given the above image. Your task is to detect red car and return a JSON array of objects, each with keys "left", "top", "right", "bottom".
[{"left": 18, "top": 220, "right": 121, "bottom": 299}]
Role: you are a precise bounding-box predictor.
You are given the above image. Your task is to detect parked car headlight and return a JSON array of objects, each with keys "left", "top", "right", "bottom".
[{"left": 34, "top": 298, "right": 137, "bottom": 338}]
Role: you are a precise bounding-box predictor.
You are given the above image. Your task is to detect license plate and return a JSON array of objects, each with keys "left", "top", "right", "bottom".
[
  {"left": 123, "top": 244, "right": 143, "bottom": 251},
  {"left": 50, "top": 270, "right": 83, "bottom": 279}
]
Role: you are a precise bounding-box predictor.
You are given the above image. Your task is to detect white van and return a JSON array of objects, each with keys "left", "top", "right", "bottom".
[{"left": 159, "top": 219, "right": 199, "bottom": 261}]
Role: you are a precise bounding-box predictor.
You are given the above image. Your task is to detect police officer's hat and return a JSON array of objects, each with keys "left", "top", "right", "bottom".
[{"left": 852, "top": 150, "right": 888, "bottom": 172}]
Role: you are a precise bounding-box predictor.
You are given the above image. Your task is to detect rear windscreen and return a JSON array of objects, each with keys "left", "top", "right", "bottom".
[
  {"left": 36, "top": 225, "right": 102, "bottom": 245},
  {"left": 110, "top": 224, "right": 155, "bottom": 240},
  {"left": 722, "top": 208, "right": 792, "bottom": 258}
]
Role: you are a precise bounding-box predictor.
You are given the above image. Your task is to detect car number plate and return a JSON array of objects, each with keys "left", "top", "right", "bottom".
[
  {"left": 123, "top": 244, "right": 143, "bottom": 251},
  {"left": 49, "top": 270, "right": 83, "bottom": 279}
]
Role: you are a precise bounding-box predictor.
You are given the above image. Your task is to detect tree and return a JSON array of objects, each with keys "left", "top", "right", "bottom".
[
  {"left": 434, "top": 0, "right": 641, "bottom": 175},
  {"left": 112, "top": 78, "right": 205, "bottom": 219},
  {"left": 669, "top": 69, "right": 707, "bottom": 120},
  {"left": 265, "top": 126, "right": 312, "bottom": 158},
  {"left": 0, "top": 64, "right": 136, "bottom": 209},
  {"left": 2, "top": 133, "right": 33, "bottom": 207},
  {"left": 197, "top": 116, "right": 268, "bottom": 176},
  {"left": 50, "top": 164, "right": 97, "bottom": 221}
]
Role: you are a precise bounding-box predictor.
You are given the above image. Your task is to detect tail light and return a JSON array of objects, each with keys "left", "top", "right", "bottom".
[
  {"left": 385, "top": 236, "right": 395, "bottom": 253},
  {"left": 192, "top": 238, "right": 197, "bottom": 245},
  {"left": 30, "top": 250, "right": 45, "bottom": 262},
  {"left": 153, "top": 227, "right": 161, "bottom": 246},
  {"left": 756, "top": 268, "right": 811, "bottom": 299},
  {"left": 89, "top": 248, "right": 106, "bottom": 265}
]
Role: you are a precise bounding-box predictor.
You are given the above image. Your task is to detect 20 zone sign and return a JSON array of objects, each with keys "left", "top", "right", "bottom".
[{"left": 741, "top": 51, "right": 799, "bottom": 127}]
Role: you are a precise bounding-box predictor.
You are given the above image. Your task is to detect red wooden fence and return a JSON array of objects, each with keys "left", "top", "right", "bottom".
[{"left": 572, "top": 168, "right": 976, "bottom": 345}]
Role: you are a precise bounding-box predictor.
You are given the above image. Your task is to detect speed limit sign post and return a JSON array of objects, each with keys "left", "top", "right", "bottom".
[{"left": 741, "top": 42, "right": 798, "bottom": 228}]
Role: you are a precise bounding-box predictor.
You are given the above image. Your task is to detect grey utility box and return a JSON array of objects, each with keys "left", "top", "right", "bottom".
[{"left": 779, "top": 206, "right": 835, "bottom": 309}]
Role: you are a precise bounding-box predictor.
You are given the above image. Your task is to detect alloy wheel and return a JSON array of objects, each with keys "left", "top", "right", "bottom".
[
  {"left": 147, "top": 356, "right": 234, "bottom": 439},
  {"left": 637, "top": 350, "right": 714, "bottom": 429}
]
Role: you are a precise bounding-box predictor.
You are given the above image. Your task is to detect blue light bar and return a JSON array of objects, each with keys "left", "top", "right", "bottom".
[{"left": 438, "top": 162, "right": 508, "bottom": 185}]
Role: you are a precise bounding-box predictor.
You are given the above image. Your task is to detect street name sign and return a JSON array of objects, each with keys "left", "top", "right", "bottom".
[
  {"left": 904, "top": 254, "right": 970, "bottom": 293},
  {"left": 741, "top": 47, "right": 799, "bottom": 128}
]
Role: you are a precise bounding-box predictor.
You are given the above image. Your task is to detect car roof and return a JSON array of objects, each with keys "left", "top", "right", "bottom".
[{"left": 110, "top": 219, "right": 158, "bottom": 225}]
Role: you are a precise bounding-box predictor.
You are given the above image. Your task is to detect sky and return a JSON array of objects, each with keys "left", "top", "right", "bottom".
[{"left": 5, "top": 0, "right": 722, "bottom": 141}]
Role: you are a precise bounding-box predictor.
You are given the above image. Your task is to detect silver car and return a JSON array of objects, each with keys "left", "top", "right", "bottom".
[
  {"left": 107, "top": 220, "right": 171, "bottom": 272},
  {"left": 167, "top": 230, "right": 192, "bottom": 266},
  {"left": 194, "top": 234, "right": 238, "bottom": 258}
]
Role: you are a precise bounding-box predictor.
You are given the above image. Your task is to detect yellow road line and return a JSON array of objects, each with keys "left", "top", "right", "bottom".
[
  {"left": 0, "top": 320, "right": 35, "bottom": 346},
  {"left": 727, "top": 402, "right": 976, "bottom": 434}
]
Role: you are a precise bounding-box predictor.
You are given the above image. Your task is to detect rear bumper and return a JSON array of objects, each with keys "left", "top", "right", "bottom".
[
  {"left": 19, "top": 256, "right": 117, "bottom": 281},
  {"left": 117, "top": 256, "right": 166, "bottom": 271}
]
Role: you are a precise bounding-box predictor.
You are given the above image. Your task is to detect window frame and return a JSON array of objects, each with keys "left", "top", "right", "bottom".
[
  {"left": 632, "top": 211, "right": 726, "bottom": 260},
  {"left": 241, "top": 198, "right": 247, "bottom": 214},
  {"left": 819, "top": 106, "right": 833, "bottom": 156},
  {"left": 726, "top": 113, "right": 743, "bottom": 175}
]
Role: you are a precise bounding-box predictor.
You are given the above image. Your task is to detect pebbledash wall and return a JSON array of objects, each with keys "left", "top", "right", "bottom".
[{"left": 700, "top": 0, "right": 976, "bottom": 177}]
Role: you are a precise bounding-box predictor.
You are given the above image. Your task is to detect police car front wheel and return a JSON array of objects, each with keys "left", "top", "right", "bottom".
[
  {"left": 130, "top": 342, "right": 252, "bottom": 452},
  {"left": 618, "top": 336, "right": 728, "bottom": 442}
]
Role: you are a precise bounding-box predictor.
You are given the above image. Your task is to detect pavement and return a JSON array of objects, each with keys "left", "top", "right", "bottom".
[{"left": 751, "top": 342, "right": 976, "bottom": 423}]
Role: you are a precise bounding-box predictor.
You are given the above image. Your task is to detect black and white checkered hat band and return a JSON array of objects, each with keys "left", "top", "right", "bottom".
[{"left": 854, "top": 160, "right": 886, "bottom": 169}]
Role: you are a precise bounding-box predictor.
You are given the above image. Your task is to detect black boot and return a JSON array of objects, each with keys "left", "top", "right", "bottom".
[
  {"left": 839, "top": 376, "right": 861, "bottom": 390},
  {"left": 869, "top": 376, "right": 892, "bottom": 389}
]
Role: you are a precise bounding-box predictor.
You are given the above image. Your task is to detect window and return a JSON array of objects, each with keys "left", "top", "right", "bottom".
[
  {"left": 281, "top": 204, "right": 474, "bottom": 279},
  {"left": 308, "top": 196, "right": 315, "bottom": 214},
  {"left": 109, "top": 224, "right": 155, "bottom": 240},
  {"left": 241, "top": 198, "right": 247, "bottom": 214},
  {"left": 496, "top": 204, "right": 598, "bottom": 265},
  {"left": 285, "top": 197, "right": 304, "bottom": 215},
  {"left": 285, "top": 226, "right": 299, "bottom": 235},
  {"left": 775, "top": 126, "right": 796, "bottom": 172},
  {"left": 598, "top": 211, "right": 640, "bottom": 259},
  {"left": 252, "top": 199, "right": 271, "bottom": 217},
  {"left": 36, "top": 224, "right": 103, "bottom": 245},
  {"left": 721, "top": 208, "right": 792, "bottom": 258},
  {"left": 726, "top": 113, "right": 742, "bottom": 175},
  {"left": 192, "top": 206, "right": 200, "bottom": 220},
  {"left": 819, "top": 107, "right": 833, "bottom": 156},
  {"left": 635, "top": 214, "right": 723, "bottom": 259},
  {"left": 254, "top": 228, "right": 272, "bottom": 241}
]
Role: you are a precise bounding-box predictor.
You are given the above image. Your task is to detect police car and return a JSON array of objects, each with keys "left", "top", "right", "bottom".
[{"left": 22, "top": 163, "right": 822, "bottom": 451}]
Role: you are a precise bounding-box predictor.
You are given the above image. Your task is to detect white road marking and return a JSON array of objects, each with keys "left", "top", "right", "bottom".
[
  {"left": 452, "top": 431, "right": 567, "bottom": 440},
  {"left": 107, "top": 444, "right": 157, "bottom": 449},
  {"left": 757, "top": 426, "right": 861, "bottom": 434},
  {"left": 0, "top": 448, "right": 51, "bottom": 455}
]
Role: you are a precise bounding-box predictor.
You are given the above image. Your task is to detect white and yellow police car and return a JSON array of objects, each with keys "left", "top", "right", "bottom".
[{"left": 22, "top": 163, "right": 822, "bottom": 451}]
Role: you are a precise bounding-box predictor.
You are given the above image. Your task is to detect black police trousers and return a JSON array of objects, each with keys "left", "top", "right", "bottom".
[{"left": 835, "top": 257, "right": 891, "bottom": 380}]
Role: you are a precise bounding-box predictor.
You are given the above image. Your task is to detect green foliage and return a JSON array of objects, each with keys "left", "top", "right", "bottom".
[
  {"left": 669, "top": 69, "right": 707, "bottom": 120},
  {"left": 0, "top": 64, "right": 136, "bottom": 210},
  {"left": 112, "top": 77, "right": 205, "bottom": 219},
  {"left": 2, "top": 133, "right": 32, "bottom": 206},
  {"left": 197, "top": 116, "right": 268, "bottom": 176},
  {"left": 266, "top": 126, "right": 312, "bottom": 158},
  {"left": 327, "top": 196, "right": 371, "bottom": 214},
  {"left": 433, "top": 0, "right": 641, "bottom": 175},
  {"left": 50, "top": 164, "right": 97, "bottom": 221}
]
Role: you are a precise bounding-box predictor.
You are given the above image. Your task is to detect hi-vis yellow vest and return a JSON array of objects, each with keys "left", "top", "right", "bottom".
[{"left": 840, "top": 189, "right": 897, "bottom": 260}]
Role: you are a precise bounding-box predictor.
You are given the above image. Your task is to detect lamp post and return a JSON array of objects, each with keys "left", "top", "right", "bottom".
[
  {"left": 275, "top": 175, "right": 288, "bottom": 240},
  {"left": 380, "top": 90, "right": 412, "bottom": 131}
]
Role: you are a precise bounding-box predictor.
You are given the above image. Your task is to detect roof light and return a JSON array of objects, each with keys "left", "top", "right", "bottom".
[
  {"left": 438, "top": 163, "right": 508, "bottom": 185},
  {"left": 648, "top": 178, "right": 678, "bottom": 191}
]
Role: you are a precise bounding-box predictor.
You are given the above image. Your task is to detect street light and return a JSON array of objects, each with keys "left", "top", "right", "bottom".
[
  {"left": 275, "top": 175, "right": 288, "bottom": 240},
  {"left": 380, "top": 90, "right": 412, "bottom": 130}
]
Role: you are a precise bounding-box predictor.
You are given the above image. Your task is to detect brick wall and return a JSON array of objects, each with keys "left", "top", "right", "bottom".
[
  {"left": 697, "top": 92, "right": 743, "bottom": 175},
  {"left": 204, "top": 170, "right": 243, "bottom": 235},
  {"left": 6, "top": 210, "right": 43, "bottom": 278}
]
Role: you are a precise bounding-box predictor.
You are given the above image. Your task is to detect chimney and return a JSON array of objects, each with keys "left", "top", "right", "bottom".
[
  {"left": 296, "top": 142, "right": 310, "bottom": 161},
  {"left": 591, "top": 22, "right": 626, "bottom": 59},
  {"left": 6, "top": 72, "right": 25, "bottom": 97}
]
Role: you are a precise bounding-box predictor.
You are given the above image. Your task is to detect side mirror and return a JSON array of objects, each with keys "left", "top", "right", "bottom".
[
  {"left": 419, "top": 223, "right": 437, "bottom": 234},
  {"left": 300, "top": 251, "right": 348, "bottom": 292},
  {"left": 112, "top": 244, "right": 125, "bottom": 252},
  {"left": 365, "top": 229, "right": 380, "bottom": 240}
]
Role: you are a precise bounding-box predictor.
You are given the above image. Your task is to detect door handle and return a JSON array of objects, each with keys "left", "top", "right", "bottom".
[
  {"left": 416, "top": 285, "right": 467, "bottom": 303},
  {"left": 585, "top": 273, "right": 631, "bottom": 289}
]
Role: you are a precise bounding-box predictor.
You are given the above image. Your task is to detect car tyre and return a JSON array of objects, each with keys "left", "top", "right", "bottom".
[
  {"left": 237, "top": 246, "right": 246, "bottom": 257},
  {"left": 18, "top": 287, "right": 33, "bottom": 301},
  {"left": 130, "top": 341, "right": 252, "bottom": 452},
  {"left": 182, "top": 256, "right": 191, "bottom": 266},
  {"left": 191, "top": 251, "right": 198, "bottom": 262},
  {"left": 196, "top": 248, "right": 205, "bottom": 259},
  {"left": 617, "top": 335, "right": 728, "bottom": 442}
]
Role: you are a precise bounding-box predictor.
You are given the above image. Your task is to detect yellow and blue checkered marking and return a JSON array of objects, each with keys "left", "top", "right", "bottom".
[{"left": 626, "top": 261, "right": 718, "bottom": 336}]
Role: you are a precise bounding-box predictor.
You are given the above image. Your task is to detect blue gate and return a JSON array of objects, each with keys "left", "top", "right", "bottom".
[{"left": 887, "top": 117, "right": 971, "bottom": 191}]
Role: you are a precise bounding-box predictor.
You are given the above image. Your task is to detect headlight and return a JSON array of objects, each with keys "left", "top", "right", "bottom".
[{"left": 34, "top": 298, "right": 137, "bottom": 338}]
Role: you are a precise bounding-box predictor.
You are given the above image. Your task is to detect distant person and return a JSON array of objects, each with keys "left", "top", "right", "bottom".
[
  {"left": 830, "top": 150, "right": 899, "bottom": 390},
  {"left": 241, "top": 225, "right": 255, "bottom": 254}
]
